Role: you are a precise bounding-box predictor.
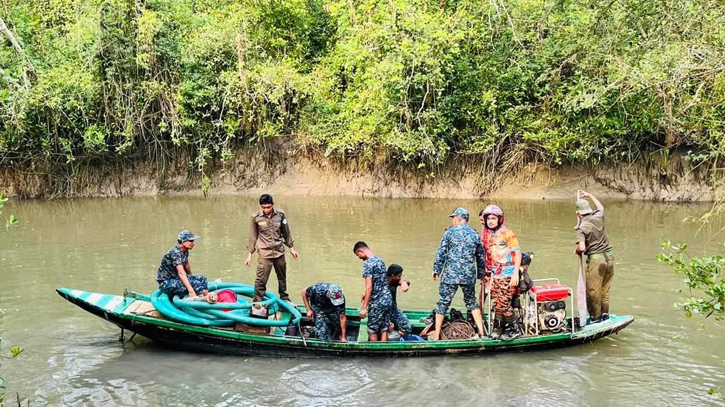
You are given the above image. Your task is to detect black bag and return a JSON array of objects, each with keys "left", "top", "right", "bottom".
[{"left": 517, "top": 251, "right": 534, "bottom": 293}]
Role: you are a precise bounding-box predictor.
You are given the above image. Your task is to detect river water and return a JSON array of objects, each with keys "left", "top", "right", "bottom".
[{"left": 1, "top": 196, "right": 724, "bottom": 406}]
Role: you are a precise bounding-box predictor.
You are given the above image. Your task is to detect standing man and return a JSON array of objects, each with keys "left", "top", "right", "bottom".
[
  {"left": 480, "top": 204, "right": 522, "bottom": 341},
  {"left": 431, "top": 208, "right": 487, "bottom": 341},
  {"left": 156, "top": 230, "right": 210, "bottom": 300},
  {"left": 575, "top": 190, "right": 614, "bottom": 323},
  {"left": 354, "top": 241, "right": 393, "bottom": 342},
  {"left": 245, "top": 194, "right": 299, "bottom": 306},
  {"left": 301, "top": 283, "right": 348, "bottom": 341}
]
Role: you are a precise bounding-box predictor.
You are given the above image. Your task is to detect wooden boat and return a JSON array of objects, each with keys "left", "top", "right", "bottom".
[{"left": 56, "top": 287, "right": 634, "bottom": 357}]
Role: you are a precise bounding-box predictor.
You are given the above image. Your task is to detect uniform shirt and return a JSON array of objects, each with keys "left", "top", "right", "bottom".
[
  {"left": 156, "top": 245, "right": 188, "bottom": 283},
  {"left": 433, "top": 223, "right": 486, "bottom": 285},
  {"left": 363, "top": 256, "right": 393, "bottom": 304},
  {"left": 246, "top": 208, "right": 294, "bottom": 259},
  {"left": 575, "top": 210, "right": 612, "bottom": 255},
  {"left": 481, "top": 225, "right": 521, "bottom": 279},
  {"left": 388, "top": 280, "right": 410, "bottom": 308},
  {"left": 306, "top": 283, "right": 345, "bottom": 316}
]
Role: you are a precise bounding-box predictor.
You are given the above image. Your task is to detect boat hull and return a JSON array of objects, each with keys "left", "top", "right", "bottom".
[{"left": 57, "top": 287, "right": 634, "bottom": 358}]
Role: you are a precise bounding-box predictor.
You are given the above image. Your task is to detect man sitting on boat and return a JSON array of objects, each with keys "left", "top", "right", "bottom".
[
  {"left": 156, "top": 230, "right": 211, "bottom": 301},
  {"left": 301, "top": 283, "right": 348, "bottom": 341},
  {"left": 387, "top": 264, "right": 412, "bottom": 336}
]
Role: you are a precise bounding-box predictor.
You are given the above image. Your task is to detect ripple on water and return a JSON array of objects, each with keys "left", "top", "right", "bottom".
[{"left": 276, "top": 361, "right": 373, "bottom": 404}]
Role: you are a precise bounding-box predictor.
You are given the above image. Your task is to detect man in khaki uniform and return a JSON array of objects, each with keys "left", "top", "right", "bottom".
[
  {"left": 245, "top": 194, "right": 299, "bottom": 304},
  {"left": 575, "top": 190, "right": 614, "bottom": 323}
]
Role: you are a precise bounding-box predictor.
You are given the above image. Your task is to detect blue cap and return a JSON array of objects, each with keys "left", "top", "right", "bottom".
[
  {"left": 448, "top": 207, "right": 469, "bottom": 220},
  {"left": 178, "top": 230, "right": 199, "bottom": 242}
]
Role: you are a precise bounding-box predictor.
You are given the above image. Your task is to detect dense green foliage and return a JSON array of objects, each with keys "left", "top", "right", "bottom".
[
  {"left": 660, "top": 241, "right": 725, "bottom": 320},
  {"left": 1, "top": 0, "right": 724, "bottom": 175}
]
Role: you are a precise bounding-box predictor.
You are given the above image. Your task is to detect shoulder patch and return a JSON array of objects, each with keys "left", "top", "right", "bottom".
[{"left": 282, "top": 219, "right": 288, "bottom": 225}]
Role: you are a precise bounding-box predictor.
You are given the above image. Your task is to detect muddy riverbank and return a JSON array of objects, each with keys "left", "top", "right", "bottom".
[{"left": 0, "top": 149, "right": 715, "bottom": 202}]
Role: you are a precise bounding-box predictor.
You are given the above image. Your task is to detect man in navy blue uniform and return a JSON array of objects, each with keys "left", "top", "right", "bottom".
[
  {"left": 431, "top": 208, "right": 487, "bottom": 340},
  {"left": 156, "top": 230, "right": 210, "bottom": 299},
  {"left": 354, "top": 241, "right": 393, "bottom": 342},
  {"left": 301, "top": 283, "right": 348, "bottom": 341}
]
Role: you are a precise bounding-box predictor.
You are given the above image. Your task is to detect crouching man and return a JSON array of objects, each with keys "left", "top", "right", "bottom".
[
  {"left": 387, "top": 264, "right": 412, "bottom": 335},
  {"left": 156, "top": 230, "right": 211, "bottom": 300},
  {"left": 301, "top": 283, "right": 348, "bottom": 342}
]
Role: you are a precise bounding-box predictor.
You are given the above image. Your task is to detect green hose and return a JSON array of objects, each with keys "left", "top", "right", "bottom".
[{"left": 151, "top": 282, "right": 301, "bottom": 327}]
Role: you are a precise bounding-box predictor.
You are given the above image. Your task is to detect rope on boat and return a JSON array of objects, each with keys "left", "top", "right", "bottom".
[{"left": 151, "top": 282, "right": 302, "bottom": 327}]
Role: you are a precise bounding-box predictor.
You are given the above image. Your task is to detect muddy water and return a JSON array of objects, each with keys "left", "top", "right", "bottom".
[{"left": 1, "top": 196, "right": 724, "bottom": 406}]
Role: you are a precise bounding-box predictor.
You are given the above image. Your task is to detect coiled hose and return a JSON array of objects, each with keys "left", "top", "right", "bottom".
[{"left": 150, "top": 281, "right": 301, "bottom": 327}]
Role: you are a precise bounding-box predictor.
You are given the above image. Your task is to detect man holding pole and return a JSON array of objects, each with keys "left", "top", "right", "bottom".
[{"left": 575, "top": 190, "right": 614, "bottom": 324}]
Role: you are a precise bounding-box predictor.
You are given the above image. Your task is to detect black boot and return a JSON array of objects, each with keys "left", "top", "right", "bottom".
[
  {"left": 490, "top": 315, "right": 503, "bottom": 340},
  {"left": 502, "top": 320, "right": 522, "bottom": 341}
]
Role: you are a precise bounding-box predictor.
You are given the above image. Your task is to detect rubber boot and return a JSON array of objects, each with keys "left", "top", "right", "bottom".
[
  {"left": 502, "top": 320, "right": 522, "bottom": 341},
  {"left": 490, "top": 315, "right": 503, "bottom": 340}
]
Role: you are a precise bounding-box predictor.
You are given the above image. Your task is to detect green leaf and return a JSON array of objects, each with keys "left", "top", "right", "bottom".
[{"left": 9, "top": 346, "right": 23, "bottom": 358}]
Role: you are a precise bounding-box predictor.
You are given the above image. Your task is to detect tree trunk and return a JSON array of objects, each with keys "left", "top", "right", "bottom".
[{"left": 0, "top": 15, "right": 33, "bottom": 88}]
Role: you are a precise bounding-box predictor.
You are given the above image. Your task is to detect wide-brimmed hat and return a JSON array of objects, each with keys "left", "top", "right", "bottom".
[{"left": 576, "top": 199, "right": 594, "bottom": 215}]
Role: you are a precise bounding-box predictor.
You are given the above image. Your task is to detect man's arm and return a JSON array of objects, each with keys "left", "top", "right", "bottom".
[
  {"left": 301, "top": 288, "right": 313, "bottom": 319},
  {"left": 400, "top": 279, "right": 410, "bottom": 293},
  {"left": 575, "top": 229, "right": 586, "bottom": 254},
  {"left": 280, "top": 213, "right": 299, "bottom": 259},
  {"left": 510, "top": 249, "right": 522, "bottom": 287},
  {"left": 432, "top": 233, "right": 449, "bottom": 280},
  {"left": 245, "top": 216, "right": 258, "bottom": 267},
  {"left": 339, "top": 314, "right": 348, "bottom": 342},
  {"left": 247, "top": 215, "right": 258, "bottom": 254},
  {"left": 281, "top": 214, "right": 295, "bottom": 248},
  {"left": 176, "top": 264, "right": 197, "bottom": 298},
  {"left": 184, "top": 259, "right": 192, "bottom": 275},
  {"left": 360, "top": 277, "right": 373, "bottom": 318},
  {"left": 580, "top": 190, "right": 604, "bottom": 212},
  {"left": 507, "top": 231, "right": 523, "bottom": 288},
  {"left": 475, "top": 240, "right": 486, "bottom": 280}
]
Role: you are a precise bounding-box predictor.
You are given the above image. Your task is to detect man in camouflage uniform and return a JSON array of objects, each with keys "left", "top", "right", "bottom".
[
  {"left": 431, "top": 208, "right": 487, "bottom": 340},
  {"left": 156, "top": 230, "right": 210, "bottom": 299},
  {"left": 245, "top": 194, "right": 299, "bottom": 306},
  {"left": 301, "top": 283, "right": 348, "bottom": 341},
  {"left": 387, "top": 264, "right": 412, "bottom": 335},
  {"left": 354, "top": 241, "right": 393, "bottom": 342}
]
